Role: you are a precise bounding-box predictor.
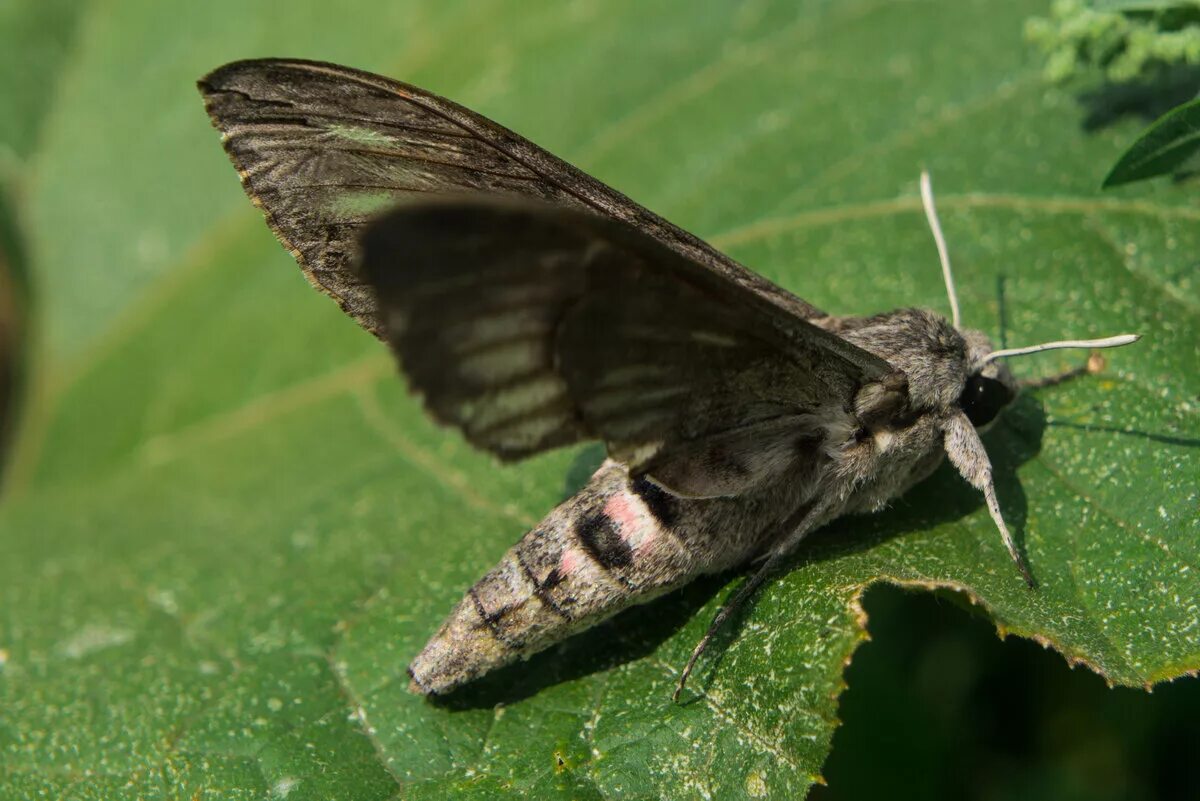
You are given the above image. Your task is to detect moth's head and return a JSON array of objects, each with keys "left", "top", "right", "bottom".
[
  {"left": 918, "top": 171, "right": 1137, "bottom": 431},
  {"left": 958, "top": 329, "right": 1018, "bottom": 429},
  {"left": 917, "top": 171, "right": 1140, "bottom": 589}
]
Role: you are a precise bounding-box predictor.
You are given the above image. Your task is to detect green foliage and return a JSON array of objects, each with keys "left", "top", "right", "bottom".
[
  {"left": 815, "top": 588, "right": 1200, "bottom": 801},
  {"left": 1, "top": 1, "right": 1197, "bottom": 799},
  {"left": 1104, "top": 96, "right": 1200, "bottom": 184},
  {"left": 1025, "top": 0, "right": 1200, "bottom": 83}
]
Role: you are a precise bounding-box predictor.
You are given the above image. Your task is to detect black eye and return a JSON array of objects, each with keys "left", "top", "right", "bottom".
[{"left": 958, "top": 374, "right": 1014, "bottom": 427}]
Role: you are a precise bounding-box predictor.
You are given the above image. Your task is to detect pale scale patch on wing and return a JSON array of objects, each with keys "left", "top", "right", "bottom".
[
  {"left": 690, "top": 330, "right": 741, "bottom": 347},
  {"left": 458, "top": 374, "right": 568, "bottom": 431},
  {"left": 326, "top": 123, "right": 400, "bottom": 147},
  {"left": 584, "top": 384, "right": 692, "bottom": 417},
  {"left": 480, "top": 412, "right": 574, "bottom": 453},
  {"left": 402, "top": 267, "right": 569, "bottom": 308},
  {"left": 315, "top": 120, "right": 548, "bottom": 179},
  {"left": 454, "top": 340, "right": 548, "bottom": 385},
  {"left": 322, "top": 189, "right": 406, "bottom": 220},
  {"left": 593, "top": 364, "right": 664, "bottom": 388},
  {"left": 441, "top": 308, "right": 551, "bottom": 353}
]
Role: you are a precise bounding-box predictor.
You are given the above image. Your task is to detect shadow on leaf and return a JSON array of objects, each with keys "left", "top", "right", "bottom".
[
  {"left": 1046, "top": 419, "right": 1200, "bottom": 449},
  {"left": 0, "top": 189, "right": 28, "bottom": 485},
  {"left": 1077, "top": 66, "right": 1200, "bottom": 132},
  {"left": 429, "top": 572, "right": 730, "bottom": 710},
  {"left": 561, "top": 443, "right": 607, "bottom": 499}
]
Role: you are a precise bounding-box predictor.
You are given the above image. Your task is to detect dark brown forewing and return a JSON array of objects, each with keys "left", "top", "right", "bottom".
[
  {"left": 197, "top": 58, "right": 826, "bottom": 337},
  {"left": 358, "top": 197, "right": 891, "bottom": 487}
]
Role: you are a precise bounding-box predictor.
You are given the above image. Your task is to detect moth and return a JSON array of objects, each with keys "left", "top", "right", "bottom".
[{"left": 198, "top": 59, "right": 1138, "bottom": 698}]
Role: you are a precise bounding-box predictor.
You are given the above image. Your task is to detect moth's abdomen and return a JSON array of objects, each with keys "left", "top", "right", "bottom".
[{"left": 408, "top": 462, "right": 698, "bottom": 695}]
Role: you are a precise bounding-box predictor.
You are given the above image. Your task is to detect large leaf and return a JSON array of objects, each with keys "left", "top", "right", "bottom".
[{"left": 3, "top": 0, "right": 1198, "bottom": 798}]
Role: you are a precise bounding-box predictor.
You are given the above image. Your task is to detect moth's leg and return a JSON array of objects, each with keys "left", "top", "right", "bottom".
[
  {"left": 1020, "top": 351, "right": 1107, "bottom": 391},
  {"left": 673, "top": 556, "right": 778, "bottom": 701},
  {"left": 944, "top": 412, "right": 1035, "bottom": 587},
  {"left": 673, "top": 506, "right": 822, "bottom": 701}
]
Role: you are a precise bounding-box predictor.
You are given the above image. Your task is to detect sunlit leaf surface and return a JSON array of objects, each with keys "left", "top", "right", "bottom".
[{"left": 2, "top": 1, "right": 1197, "bottom": 798}]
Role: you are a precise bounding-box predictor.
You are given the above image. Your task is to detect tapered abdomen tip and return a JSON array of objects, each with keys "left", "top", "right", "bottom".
[
  {"left": 406, "top": 595, "right": 519, "bottom": 696},
  {"left": 406, "top": 666, "right": 431, "bottom": 696}
]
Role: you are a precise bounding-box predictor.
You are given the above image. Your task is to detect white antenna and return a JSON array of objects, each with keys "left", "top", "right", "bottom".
[
  {"left": 920, "top": 170, "right": 961, "bottom": 329},
  {"left": 985, "top": 334, "right": 1141, "bottom": 364}
]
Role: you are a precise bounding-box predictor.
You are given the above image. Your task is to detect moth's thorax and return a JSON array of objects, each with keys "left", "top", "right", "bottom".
[{"left": 816, "top": 308, "right": 970, "bottom": 410}]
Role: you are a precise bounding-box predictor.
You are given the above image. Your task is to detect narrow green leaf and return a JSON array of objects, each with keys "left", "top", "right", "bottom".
[{"left": 1104, "top": 96, "right": 1200, "bottom": 186}]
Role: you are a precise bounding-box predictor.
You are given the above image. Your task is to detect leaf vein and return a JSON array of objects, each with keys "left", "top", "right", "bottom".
[{"left": 354, "top": 385, "right": 535, "bottom": 527}]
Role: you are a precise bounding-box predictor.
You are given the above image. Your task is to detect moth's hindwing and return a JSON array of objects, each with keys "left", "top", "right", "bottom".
[{"left": 358, "top": 197, "right": 892, "bottom": 491}]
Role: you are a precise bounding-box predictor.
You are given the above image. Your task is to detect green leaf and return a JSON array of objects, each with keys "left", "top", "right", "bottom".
[
  {"left": 1104, "top": 96, "right": 1200, "bottom": 186},
  {"left": 1024, "top": 0, "right": 1200, "bottom": 84},
  {"left": 3, "top": 1, "right": 1198, "bottom": 799}
]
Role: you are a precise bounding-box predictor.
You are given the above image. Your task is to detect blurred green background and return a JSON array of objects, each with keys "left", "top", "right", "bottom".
[{"left": 1, "top": 1, "right": 1197, "bottom": 799}]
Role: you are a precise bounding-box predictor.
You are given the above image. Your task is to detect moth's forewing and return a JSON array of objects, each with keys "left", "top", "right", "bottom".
[{"left": 197, "top": 58, "right": 824, "bottom": 338}]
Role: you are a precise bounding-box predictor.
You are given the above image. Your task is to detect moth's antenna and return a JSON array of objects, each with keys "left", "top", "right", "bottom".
[
  {"left": 920, "top": 170, "right": 961, "bottom": 329},
  {"left": 985, "top": 334, "right": 1140, "bottom": 364}
]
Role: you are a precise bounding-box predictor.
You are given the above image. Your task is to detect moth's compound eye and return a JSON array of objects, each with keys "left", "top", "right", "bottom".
[{"left": 958, "top": 374, "right": 1014, "bottom": 428}]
